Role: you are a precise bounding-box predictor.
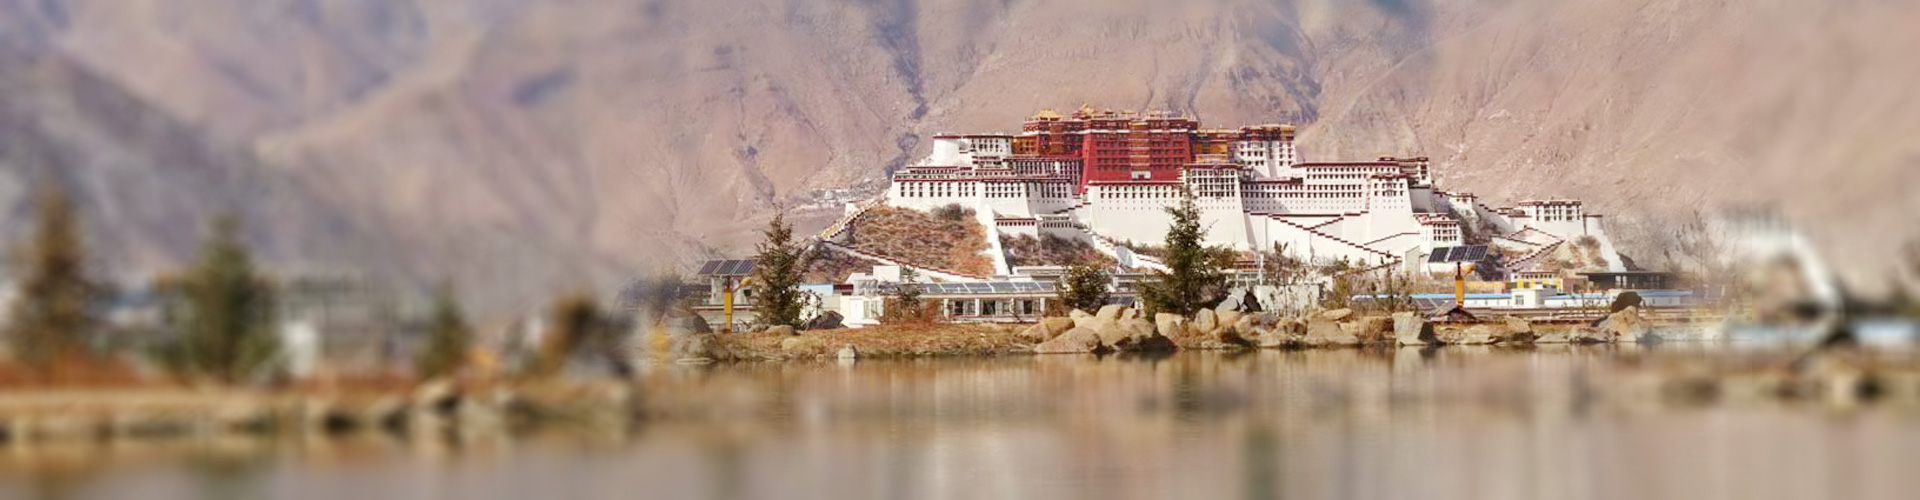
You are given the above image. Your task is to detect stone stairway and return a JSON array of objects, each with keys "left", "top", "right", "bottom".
[{"left": 1266, "top": 215, "right": 1396, "bottom": 261}]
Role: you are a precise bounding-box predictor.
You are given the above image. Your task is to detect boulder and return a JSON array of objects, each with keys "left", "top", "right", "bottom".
[
  {"left": 1035, "top": 327, "right": 1110, "bottom": 354},
  {"left": 1568, "top": 326, "right": 1612, "bottom": 344},
  {"left": 1261, "top": 319, "right": 1307, "bottom": 348},
  {"left": 1093, "top": 318, "right": 1134, "bottom": 346},
  {"left": 1439, "top": 325, "right": 1499, "bottom": 345},
  {"left": 1320, "top": 308, "right": 1355, "bottom": 322},
  {"left": 412, "top": 379, "right": 460, "bottom": 416},
  {"left": 1120, "top": 318, "right": 1157, "bottom": 339},
  {"left": 666, "top": 312, "right": 713, "bottom": 335},
  {"left": 1251, "top": 312, "right": 1283, "bottom": 328},
  {"left": 1350, "top": 316, "right": 1395, "bottom": 344},
  {"left": 1155, "top": 313, "right": 1190, "bottom": 340},
  {"left": 1195, "top": 309, "right": 1220, "bottom": 334},
  {"left": 1213, "top": 326, "right": 1255, "bottom": 349},
  {"left": 1041, "top": 317, "right": 1076, "bottom": 336},
  {"left": 1303, "top": 316, "right": 1359, "bottom": 347},
  {"left": 1232, "top": 314, "right": 1258, "bottom": 335},
  {"left": 835, "top": 345, "right": 859, "bottom": 361},
  {"left": 804, "top": 311, "right": 845, "bottom": 330},
  {"left": 1393, "top": 312, "right": 1436, "bottom": 346},
  {"left": 1599, "top": 306, "right": 1655, "bottom": 344},
  {"left": 1119, "top": 307, "right": 1138, "bottom": 321},
  {"left": 1217, "top": 310, "right": 1244, "bottom": 331},
  {"left": 1535, "top": 331, "right": 1571, "bottom": 344},
  {"left": 1019, "top": 317, "right": 1078, "bottom": 342},
  {"left": 1096, "top": 304, "right": 1127, "bottom": 322},
  {"left": 1216, "top": 292, "right": 1243, "bottom": 312},
  {"left": 766, "top": 325, "right": 796, "bottom": 337},
  {"left": 778, "top": 336, "right": 807, "bottom": 352},
  {"left": 1112, "top": 318, "right": 1177, "bottom": 352},
  {"left": 1069, "top": 309, "right": 1091, "bottom": 321},
  {"left": 1017, "top": 323, "right": 1054, "bottom": 343},
  {"left": 1500, "top": 317, "right": 1536, "bottom": 344},
  {"left": 1254, "top": 327, "right": 1290, "bottom": 348},
  {"left": 670, "top": 331, "right": 723, "bottom": 361}
]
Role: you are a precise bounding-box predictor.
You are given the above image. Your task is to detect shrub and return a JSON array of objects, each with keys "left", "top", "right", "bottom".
[
  {"left": 3, "top": 185, "right": 104, "bottom": 380},
  {"left": 162, "top": 216, "right": 280, "bottom": 384},
  {"left": 415, "top": 284, "right": 473, "bottom": 380},
  {"left": 882, "top": 268, "right": 935, "bottom": 324},
  {"left": 931, "top": 203, "right": 972, "bottom": 222},
  {"left": 1057, "top": 261, "right": 1112, "bottom": 314}
]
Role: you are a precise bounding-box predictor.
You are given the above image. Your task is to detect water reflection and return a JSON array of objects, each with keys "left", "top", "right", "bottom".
[{"left": 4, "top": 348, "right": 1920, "bottom": 499}]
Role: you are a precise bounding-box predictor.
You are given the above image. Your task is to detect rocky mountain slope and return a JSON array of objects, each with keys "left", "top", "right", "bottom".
[{"left": 2, "top": 0, "right": 1915, "bottom": 313}]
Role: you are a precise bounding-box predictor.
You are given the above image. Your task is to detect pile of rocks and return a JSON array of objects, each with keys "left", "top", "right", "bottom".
[
  {"left": 1027, "top": 304, "right": 1664, "bottom": 354},
  {"left": 1032, "top": 305, "right": 1176, "bottom": 354}
]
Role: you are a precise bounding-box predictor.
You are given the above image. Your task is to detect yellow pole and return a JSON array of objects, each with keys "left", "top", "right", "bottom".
[
  {"left": 1454, "top": 262, "right": 1466, "bottom": 306},
  {"left": 722, "top": 277, "right": 735, "bottom": 334}
]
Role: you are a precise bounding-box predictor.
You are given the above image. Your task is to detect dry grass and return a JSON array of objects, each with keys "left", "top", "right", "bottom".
[
  {"left": 846, "top": 206, "right": 993, "bottom": 275},
  {"left": 719, "top": 323, "right": 1033, "bottom": 360},
  {"left": 1001, "top": 234, "right": 1115, "bottom": 268},
  {"left": 806, "top": 246, "right": 870, "bottom": 283},
  {"left": 0, "top": 356, "right": 150, "bottom": 389}
]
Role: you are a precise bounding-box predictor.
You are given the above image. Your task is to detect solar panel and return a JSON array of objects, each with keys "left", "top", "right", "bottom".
[
  {"left": 729, "top": 260, "right": 757, "bottom": 275},
  {"left": 696, "top": 260, "right": 724, "bottom": 275},
  {"left": 989, "top": 282, "right": 1015, "bottom": 293},
  {"left": 966, "top": 283, "right": 993, "bottom": 293},
  {"left": 1428, "top": 247, "right": 1453, "bottom": 263},
  {"left": 1461, "top": 245, "right": 1487, "bottom": 261}
]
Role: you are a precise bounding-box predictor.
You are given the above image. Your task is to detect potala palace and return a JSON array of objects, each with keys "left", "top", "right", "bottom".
[
  {"left": 686, "top": 106, "right": 1654, "bottom": 328},
  {"left": 872, "top": 106, "right": 1627, "bottom": 277}
]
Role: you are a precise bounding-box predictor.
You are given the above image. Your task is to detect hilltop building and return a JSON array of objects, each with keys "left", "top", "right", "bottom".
[{"left": 875, "top": 105, "right": 1626, "bottom": 275}]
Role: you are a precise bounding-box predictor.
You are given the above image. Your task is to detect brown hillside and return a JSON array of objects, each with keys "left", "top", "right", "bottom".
[
  {"left": 1, "top": 0, "right": 1915, "bottom": 314},
  {"left": 845, "top": 206, "right": 991, "bottom": 276}
]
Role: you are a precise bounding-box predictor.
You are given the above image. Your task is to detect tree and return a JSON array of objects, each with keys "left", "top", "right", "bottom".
[
  {"left": 1257, "top": 242, "right": 1306, "bottom": 288},
  {"left": 532, "top": 292, "right": 603, "bottom": 377},
  {"left": 1320, "top": 257, "right": 1357, "bottom": 310},
  {"left": 1137, "top": 193, "right": 1232, "bottom": 316},
  {"left": 884, "top": 267, "right": 929, "bottom": 324},
  {"left": 4, "top": 184, "right": 101, "bottom": 377},
  {"left": 1363, "top": 262, "right": 1416, "bottom": 313},
  {"left": 416, "top": 283, "right": 473, "bottom": 379},
  {"left": 750, "top": 213, "right": 812, "bottom": 328},
  {"left": 171, "top": 216, "right": 280, "bottom": 384},
  {"left": 1057, "top": 261, "right": 1112, "bottom": 314}
]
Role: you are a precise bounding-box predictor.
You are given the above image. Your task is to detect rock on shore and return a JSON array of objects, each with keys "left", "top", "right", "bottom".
[{"left": 1035, "top": 327, "right": 1110, "bottom": 354}]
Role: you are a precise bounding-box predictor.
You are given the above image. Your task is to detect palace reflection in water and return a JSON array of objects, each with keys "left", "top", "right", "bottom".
[{"left": 4, "top": 347, "right": 1920, "bottom": 500}]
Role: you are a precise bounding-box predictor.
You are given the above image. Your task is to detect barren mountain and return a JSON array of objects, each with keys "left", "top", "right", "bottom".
[{"left": 2, "top": 0, "right": 1915, "bottom": 313}]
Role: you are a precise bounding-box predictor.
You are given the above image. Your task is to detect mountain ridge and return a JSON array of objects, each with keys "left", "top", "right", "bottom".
[{"left": 2, "top": 0, "right": 1914, "bottom": 314}]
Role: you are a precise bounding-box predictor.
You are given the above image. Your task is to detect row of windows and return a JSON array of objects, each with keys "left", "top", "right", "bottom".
[{"left": 897, "top": 181, "right": 1074, "bottom": 199}]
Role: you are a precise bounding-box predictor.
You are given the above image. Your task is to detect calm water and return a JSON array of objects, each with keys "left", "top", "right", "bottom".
[{"left": 5, "top": 346, "right": 1920, "bottom": 500}]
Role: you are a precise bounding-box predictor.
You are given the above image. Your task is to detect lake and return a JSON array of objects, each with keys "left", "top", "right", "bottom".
[{"left": 4, "top": 345, "right": 1919, "bottom": 500}]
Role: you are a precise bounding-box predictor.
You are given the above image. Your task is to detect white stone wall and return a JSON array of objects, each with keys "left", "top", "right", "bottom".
[{"left": 1233, "top": 139, "right": 1298, "bottom": 178}]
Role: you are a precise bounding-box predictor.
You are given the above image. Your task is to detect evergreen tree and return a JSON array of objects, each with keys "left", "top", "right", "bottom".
[
  {"left": 533, "top": 292, "right": 602, "bottom": 377},
  {"left": 4, "top": 184, "right": 100, "bottom": 376},
  {"left": 750, "top": 212, "right": 811, "bottom": 328},
  {"left": 885, "top": 267, "right": 927, "bottom": 324},
  {"left": 174, "top": 216, "right": 280, "bottom": 384},
  {"left": 1138, "top": 193, "right": 1232, "bottom": 316},
  {"left": 1057, "top": 261, "right": 1112, "bottom": 314},
  {"left": 416, "top": 283, "right": 472, "bottom": 379}
]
